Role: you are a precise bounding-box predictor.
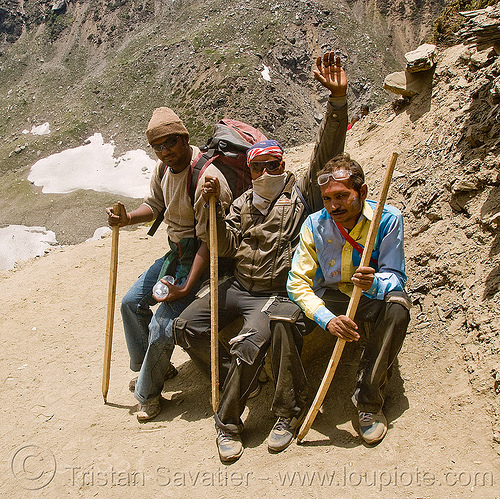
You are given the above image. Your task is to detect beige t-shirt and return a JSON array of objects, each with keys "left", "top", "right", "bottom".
[{"left": 143, "top": 146, "right": 232, "bottom": 243}]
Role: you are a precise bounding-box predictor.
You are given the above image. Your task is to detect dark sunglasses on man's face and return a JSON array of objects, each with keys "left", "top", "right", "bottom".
[
  {"left": 248, "top": 159, "right": 282, "bottom": 173},
  {"left": 152, "top": 135, "right": 179, "bottom": 152}
]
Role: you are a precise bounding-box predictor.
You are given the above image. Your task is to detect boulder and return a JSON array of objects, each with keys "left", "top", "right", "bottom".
[
  {"left": 383, "top": 70, "right": 424, "bottom": 97},
  {"left": 405, "top": 43, "right": 438, "bottom": 73},
  {"left": 470, "top": 48, "right": 496, "bottom": 68},
  {"left": 490, "top": 76, "right": 500, "bottom": 103},
  {"left": 52, "top": 1, "right": 67, "bottom": 12}
]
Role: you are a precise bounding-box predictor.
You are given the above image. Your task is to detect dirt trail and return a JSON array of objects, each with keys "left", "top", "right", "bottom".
[{"left": 1, "top": 224, "right": 498, "bottom": 498}]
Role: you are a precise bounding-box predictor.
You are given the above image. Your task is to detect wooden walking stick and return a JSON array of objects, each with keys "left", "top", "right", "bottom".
[
  {"left": 297, "top": 152, "right": 398, "bottom": 443},
  {"left": 102, "top": 203, "right": 121, "bottom": 403},
  {"left": 209, "top": 196, "right": 220, "bottom": 411}
]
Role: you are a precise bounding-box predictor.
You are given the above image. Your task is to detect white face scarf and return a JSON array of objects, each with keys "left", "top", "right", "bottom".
[{"left": 252, "top": 172, "right": 287, "bottom": 214}]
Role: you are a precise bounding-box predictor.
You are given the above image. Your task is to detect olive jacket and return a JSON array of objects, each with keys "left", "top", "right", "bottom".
[{"left": 214, "top": 96, "right": 348, "bottom": 294}]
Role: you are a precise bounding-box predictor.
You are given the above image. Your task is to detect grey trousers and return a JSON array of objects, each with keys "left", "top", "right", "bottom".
[{"left": 173, "top": 278, "right": 309, "bottom": 434}]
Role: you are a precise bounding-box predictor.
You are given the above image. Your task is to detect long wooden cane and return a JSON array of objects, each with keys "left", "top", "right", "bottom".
[
  {"left": 297, "top": 152, "right": 398, "bottom": 442},
  {"left": 102, "top": 203, "right": 121, "bottom": 403},
  {"left": 209, "top": 196, "right": 220, "bottom": 411}
]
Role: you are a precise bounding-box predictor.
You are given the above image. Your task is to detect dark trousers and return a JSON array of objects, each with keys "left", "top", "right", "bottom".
[
  {"left": 173, "top": 278, "right": 308, "bottom": 434},
  {"left": 322, "top": 289, "right": 410, "bottom": 413}
]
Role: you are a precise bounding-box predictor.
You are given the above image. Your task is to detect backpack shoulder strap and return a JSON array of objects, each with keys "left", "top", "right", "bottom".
[
  {"left": 187, "top": 149, "right": 219, "bottom": 203},
  {"left": 294, "top": 183, "right": 312, "bottom": 215},
  {"left": 160, "top": 161, "right": 168, "bottom": 177}
]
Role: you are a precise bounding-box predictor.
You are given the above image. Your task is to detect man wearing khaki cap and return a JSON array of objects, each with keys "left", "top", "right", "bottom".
[{"left": 107, "top": 107, "right": 232, "bottom": 421}]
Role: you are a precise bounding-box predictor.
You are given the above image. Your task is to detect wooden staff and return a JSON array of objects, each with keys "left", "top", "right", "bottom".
[
  {"left": 297, "top": 152, "right": 398, "bottom": 443},
  {"left": 102, "top": 203, "right": 121, "bottom": 403},
  {"left": 209, "top": 196, "right": 220, "bottom": 411}
]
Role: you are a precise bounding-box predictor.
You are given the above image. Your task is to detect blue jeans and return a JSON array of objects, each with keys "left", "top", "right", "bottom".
[{"left": 121, "top": 257, "right": 200, "bottom": 404}]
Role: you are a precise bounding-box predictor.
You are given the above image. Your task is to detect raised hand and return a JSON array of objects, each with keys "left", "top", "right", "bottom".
[{"left": 313, "top": 51, "right": 347, "bottom": 97}]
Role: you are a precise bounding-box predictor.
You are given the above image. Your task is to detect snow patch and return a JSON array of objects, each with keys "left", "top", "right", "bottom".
[
  {"left": 27, "top": 133, "right": 155, "bottom": 198},
  {"left": 86, "top": 226, "right": 112, "bottom": 242},
  {"left": 261, "top": 65, "right": 271, "bottom": 82},
  {"left": 0, "top": 225, "right": 58, "bottom": 270}
]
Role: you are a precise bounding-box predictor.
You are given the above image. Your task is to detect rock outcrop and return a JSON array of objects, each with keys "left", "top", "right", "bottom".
[
  {"left": 458, "top": 4, "right": 500, "bottom": 52},
  {"left": 383, "top": 43, "right": 438, "bottom": 98}
]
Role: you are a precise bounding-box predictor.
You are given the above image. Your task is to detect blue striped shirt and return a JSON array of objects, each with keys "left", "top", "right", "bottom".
[{"left": 287, "top": 200, "right": 407, "bottom": 330}]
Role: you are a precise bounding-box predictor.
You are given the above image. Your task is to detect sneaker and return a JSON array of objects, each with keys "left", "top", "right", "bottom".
[
  {"left": 267, "top": 414, "right": 303, "bottom": 452},
  {"left": 129, "top": 362, "right": 178, "bottom": 393},
  {"left": 216, "top": 427, "right": 243, "bottom": 463},
  {"left": 358, "top": 410, "right": 387, "bottom": 444},
  {"left": 136, "top": 396, "right": 161, "bottom": 422}
]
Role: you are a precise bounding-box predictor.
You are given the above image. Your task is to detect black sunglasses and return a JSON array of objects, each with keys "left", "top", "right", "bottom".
[
  {"left": 152, "top": 136, "right": 179, "bottom": 152},
  {"left": 248, "top": 160, "right": 282, "bottom": 173}
]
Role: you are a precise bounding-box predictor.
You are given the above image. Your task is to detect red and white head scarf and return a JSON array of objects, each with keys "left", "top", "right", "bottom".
[{"left": 246, "top": 140, "right": 283, "bottom": 165}]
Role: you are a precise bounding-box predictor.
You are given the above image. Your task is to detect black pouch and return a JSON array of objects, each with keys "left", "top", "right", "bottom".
[
  {"left": 264, "top": 296, "right": 302, "bottom": 323},
  {"left": 385, "top": 290, "right": 412, "bottom": 311}
]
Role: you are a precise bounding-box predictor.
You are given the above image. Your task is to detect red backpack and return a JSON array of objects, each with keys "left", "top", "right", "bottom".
[{"left": 188, "top": 119, "right": 267, "bottom": 202}]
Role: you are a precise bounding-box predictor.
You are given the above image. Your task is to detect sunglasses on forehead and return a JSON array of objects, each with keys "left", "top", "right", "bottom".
[
  {"left": 248, "top": 159, "right": 282, "bottom": 173},
  {"left": 317, "top": 170, "right": 352, "bottom": 186}
]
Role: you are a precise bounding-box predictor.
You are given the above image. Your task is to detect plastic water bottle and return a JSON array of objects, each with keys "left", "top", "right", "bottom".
[{"left": 152, "top": 275, "right": 175, "bottom": 300}]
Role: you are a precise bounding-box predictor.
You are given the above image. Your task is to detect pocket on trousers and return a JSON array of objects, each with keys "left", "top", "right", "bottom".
[
  {"left": 229, "top": 329, "right": 268, "bottom": 365},
  {"left": 172, "top": 317, "right": 188, "bottom": 349}
]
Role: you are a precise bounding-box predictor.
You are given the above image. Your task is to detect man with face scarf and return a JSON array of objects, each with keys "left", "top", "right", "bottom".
[{"left": 173, "top": 51, "right": 348, "bottom": 462}]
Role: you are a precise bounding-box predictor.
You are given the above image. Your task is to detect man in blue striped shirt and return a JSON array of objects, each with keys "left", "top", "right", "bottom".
[{"left": 287, "top": 153, "right": 411, "bottom": 444}]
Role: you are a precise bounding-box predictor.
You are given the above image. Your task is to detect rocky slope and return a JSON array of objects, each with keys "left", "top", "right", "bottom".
[
  {"left": 0, "top": 0, "right": 449, "bottom": 245},
  {"left": 0, "top": 0, "right": 447, "bottom": 164},
  {"left": 343, "top": 42, "right": 500, "bottom": 449}
]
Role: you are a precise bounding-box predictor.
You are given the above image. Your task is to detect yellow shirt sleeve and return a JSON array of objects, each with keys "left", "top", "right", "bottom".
[{"left": 287, "top": 223, "right": 328, "bottom": 322}]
